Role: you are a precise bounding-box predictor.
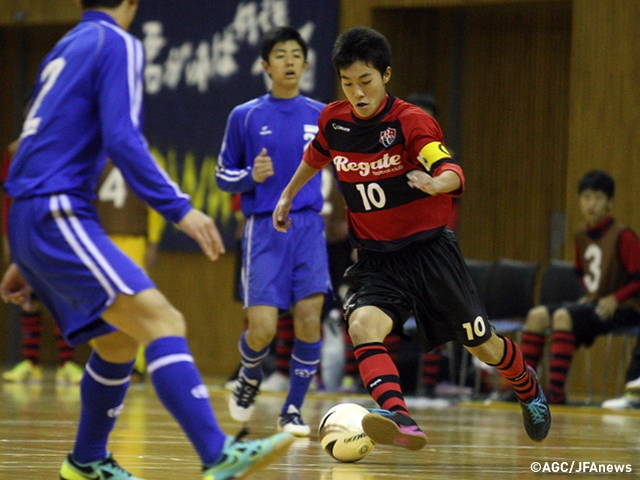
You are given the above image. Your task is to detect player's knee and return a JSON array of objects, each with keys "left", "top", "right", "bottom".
[
  {"left": 347, "top": 315, "right": 381, "bottom": 346},
  {"left": 247, "top": 322, "right": 277, "bottom": 349},
  {"left": 159, "top": 306, "right": 187, "bottom": 337},
  {"left": 551, "top": 308, "right": 572, "bottom": 331},
  {"left": 525, "top": 306, "right": 550, "bottom": 332},
  {"left": 93, "top": 331, "right": 139, "bottom": 363}
]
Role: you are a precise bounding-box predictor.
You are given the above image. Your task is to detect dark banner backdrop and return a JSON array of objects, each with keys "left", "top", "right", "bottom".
[{"left": 130, "top": 0, "right": 339, "bottom": 251}]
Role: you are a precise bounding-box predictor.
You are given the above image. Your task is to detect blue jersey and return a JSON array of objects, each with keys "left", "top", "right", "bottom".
[
  {"left": 5, "top": 11, "right": 190, "bottom": 224},
  {"left": 216, "top": 93, "right": 324, "bottom": 216}
]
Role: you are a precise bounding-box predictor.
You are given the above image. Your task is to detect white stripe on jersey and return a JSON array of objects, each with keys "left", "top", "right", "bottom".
[
  {"left": 216, "top": 168, "right": 250, "bottom": 183},
  {"left": 101, "top": 21, "right": 139, "bottom": 128},
  {"left": 241, "top": 216, "right": 255, "bottom": 308}
]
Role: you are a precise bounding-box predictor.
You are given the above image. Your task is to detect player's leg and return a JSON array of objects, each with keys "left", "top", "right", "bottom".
[
  {"left": 54, "top": 322, "right": 84, "bottom": 384},
  {"left": 468, "top": 333, "right": 551, "bottom": 441},
  {"left": 102, "top": 289, "right": 293, "bottom": 479},
  {"left": 277, "top": 293, "right": 323, "bottom": 436},
  {"left": 546, "top": 308, "right": 575, "bottom": 404},
  {"left": 59, "top": 329, "right": 139, "bottom": 479},
  {"left": 2, "top": 307, "right": 43, "bottom": 382},
  {"left": 349, "top": 306, "right": 428, "bottom": 450},
  {"left": 229, "top": 304, "right": 279, "bottom": 422},
  {"left": 521, "top": 305, "right": 552, "bottom": 371}
]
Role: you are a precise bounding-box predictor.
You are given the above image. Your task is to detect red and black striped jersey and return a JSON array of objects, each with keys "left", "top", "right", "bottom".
[{"left": 304, "top": 94, "right": 464, "bottom": 252}]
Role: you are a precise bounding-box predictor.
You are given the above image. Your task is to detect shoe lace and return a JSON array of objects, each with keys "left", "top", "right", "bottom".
[
  {"left": 281, "top": 411, "right": 305, "bottom": 426},
  {"left": 525, "top": 399, "right": 549, "bottom": 425},
  {"left": 234, "top": 377, "right": 260, "bottom": 408}
]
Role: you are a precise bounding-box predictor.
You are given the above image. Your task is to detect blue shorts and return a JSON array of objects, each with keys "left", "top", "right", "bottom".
[
  {"left": 241, "top": 210, "right": 330, "bottom": 310},
  {"left": 8, "top": 194, "right": 154, "bottom": 346}
]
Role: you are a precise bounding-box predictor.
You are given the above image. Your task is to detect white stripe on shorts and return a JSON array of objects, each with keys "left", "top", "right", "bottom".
[
  {"left": 51, "top": 195, "right": 136, "bottom": 298},
  {"left": 241, "top": 215, "right": 255, "bottom": 308}
]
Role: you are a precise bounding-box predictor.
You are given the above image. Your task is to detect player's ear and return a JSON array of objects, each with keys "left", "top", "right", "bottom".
[
  {"left": 382, "top": 67, "right": 391, "bottom": 84},
  {"left": 261, "top": 59, "right": 271, "bottom": 76}
]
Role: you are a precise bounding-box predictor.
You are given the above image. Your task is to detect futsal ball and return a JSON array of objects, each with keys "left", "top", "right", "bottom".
[{"left": 319, "top": 403, "right": 375, "bottom": 463}]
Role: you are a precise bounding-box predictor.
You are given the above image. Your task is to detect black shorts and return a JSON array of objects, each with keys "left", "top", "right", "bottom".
[
  {"left": 547, "top": 302, "right": 640, "bottom": 348},
  {"left": 343, "top": 229, "right": 492, "bottom": 352}
]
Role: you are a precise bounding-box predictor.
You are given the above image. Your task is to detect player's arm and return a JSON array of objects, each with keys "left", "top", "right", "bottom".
[
  {"left": 97, "top": 34, "right": 222, "bottom": 260},
  {"left": 273, "top": 161, "right": 321, "bottom": 232},
  {"left": 215, "top": 111, "right": 262, "bottom": 193},
  {"left": 407, "top": 139, "right": 463, "bottom": 195},
  {"left": 611, "top": 229, "right": 640, "bottom": 303}
]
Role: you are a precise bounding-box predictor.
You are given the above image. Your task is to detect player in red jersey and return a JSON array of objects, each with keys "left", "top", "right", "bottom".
[{"left": 274, "top": 26, "right": 551, "bottom": 447}]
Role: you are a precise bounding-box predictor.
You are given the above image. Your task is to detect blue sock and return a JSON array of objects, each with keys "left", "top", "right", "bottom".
[
  {"left": 283, "top": 338, "right": 321, "bottom": 413},
  {"left": 73, "top": 351, "right": 134, "bottom": 463},
  {"left": 146, "top": 336, "right": 225, "bottom": 466},
  {"left": 238, "top": 331, "right": 270, "bottom": 383}
]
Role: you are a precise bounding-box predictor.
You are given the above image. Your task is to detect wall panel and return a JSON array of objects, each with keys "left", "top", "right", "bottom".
[
  {"left": 567, "top": 0, "right": 640, "bottom": 244},
  {"left": 457, "top": 5, "right": 571, "bottom": 261}
]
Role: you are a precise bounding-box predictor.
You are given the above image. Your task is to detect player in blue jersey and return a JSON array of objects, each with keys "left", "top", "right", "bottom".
[
  {"left": 0, "top": 1, "right": 293, "bottom": 479},
  {"left": 216, "top": 26, "right": 330, "bottom": 436}
]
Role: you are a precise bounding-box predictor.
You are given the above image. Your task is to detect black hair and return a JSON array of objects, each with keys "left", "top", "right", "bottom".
[
  {"left": 578, "top": 170, "right": 615, "bottom": 199},
  {"left": 260, "top": 26, "right": 308, "bottom": 62},
  {"left": 332, "top": 26, "right": 391, "bottom": 76},
  {"left": 81, "top": 0, "right": 124, "bottom": 8},
  {"left": 406, "top": 92, "right": 438, "bottom": 117}
]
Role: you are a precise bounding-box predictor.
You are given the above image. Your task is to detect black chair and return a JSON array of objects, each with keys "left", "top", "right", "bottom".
[
  {"left": 466, "top": 259, "right": 495, "bottom": 301},
  {"left": 480, "top": 258, "right": 540, "bottom": 344},
  {"left": 539, "top": 259, "right": 584, "bottom": 305}
]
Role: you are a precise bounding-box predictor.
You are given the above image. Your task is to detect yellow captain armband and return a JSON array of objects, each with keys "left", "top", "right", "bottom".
[{"left": 417, "top": 142, "right": 452, "bottom": 172}]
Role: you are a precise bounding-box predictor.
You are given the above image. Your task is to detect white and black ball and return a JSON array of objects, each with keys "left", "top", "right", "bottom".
[{"left": 318, "top": 403, "right": 375, "bottom": 463}]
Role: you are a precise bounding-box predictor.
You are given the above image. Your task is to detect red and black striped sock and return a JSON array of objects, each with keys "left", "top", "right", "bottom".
[
  {"left": 548, "top": 330, "right": 575, "bottom": 401},
  {"left": 354, "top": 342, "right": 409, "bottom": 415},
  {"left": 21, "top": 311, "right": 43, "bottom": 365},
  {"left": 54, "top": 325, "right": 74, "bottom": 366},
  {"left": 343, "top": 329, "right": 359, "bottom": 377},
  {"left": 521, "top": 331, "right": 546, "bottom": 371},
  {"left": 492, "top": 336, "right": 537, "bottom": 402},
  {"left": 275, "top": 312, "right": 294, "bottom": 376},
  {"left": 383, "top": 335, "right": 401, "bottom": 364},
  {"left": 421, "top": 347, "right": 442, "bottom": 388}
]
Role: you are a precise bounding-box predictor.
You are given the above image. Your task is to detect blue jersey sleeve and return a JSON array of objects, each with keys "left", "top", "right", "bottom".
[
  {"left": 96, "top": 25, "right": 191, "bottom": 224},
  {"left": 215, "top": 108, "right": 258, "bottom": 193}
]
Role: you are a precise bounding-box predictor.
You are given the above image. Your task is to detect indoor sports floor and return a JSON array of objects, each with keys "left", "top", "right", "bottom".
[{"left": 1, "top": 375, "right": 639, "bottom": 479}]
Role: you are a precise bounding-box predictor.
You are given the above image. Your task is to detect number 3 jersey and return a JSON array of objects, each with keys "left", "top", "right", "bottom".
[
  {"left": 304, "top": 94, "right": 463, "bottom": 252},
  {"left": 574, "top": 216, "right": 640, "bottom": 312},
  {"left": 5, "top": 11, "right": 190, "bottom": 225}
]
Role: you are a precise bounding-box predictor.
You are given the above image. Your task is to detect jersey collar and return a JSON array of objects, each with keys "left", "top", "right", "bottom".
[
  {"left": 350, "top": 94, "right": 396, "bottom": 126},
  {"left": 81, "top": 10, "right": 119, "bottom": 27}
]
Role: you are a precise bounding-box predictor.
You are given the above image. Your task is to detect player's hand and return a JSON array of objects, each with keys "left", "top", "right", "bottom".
[
  {"left": 595, "top": 295, "right": 618, "bottom": 321},
  {"left": 0, "top": 263, "right": 33, "bottom": 310},
  {"left": 407, "top": 169, "right": 441, "bottom": 195},
  {"left": 252, "top": 148, "right": 274, "bottom": 183},
  {"left": 273, "top": 195, "right": 293, "bottom": 232},
  {"left": 177, "top": 209, "right": 226, "bottom": 261}
]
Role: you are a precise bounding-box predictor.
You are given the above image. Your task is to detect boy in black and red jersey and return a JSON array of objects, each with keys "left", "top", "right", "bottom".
[
  {"left": 520, "top": 170, "right": 640, "bottom": 405},
  {"left": 273, "top": 26, "right": 551, "bottom": 448}
]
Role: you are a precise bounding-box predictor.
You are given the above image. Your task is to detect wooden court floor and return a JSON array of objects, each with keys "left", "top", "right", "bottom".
[{"left": 2, "top": 374, "right": 640, "bottom": 479}]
